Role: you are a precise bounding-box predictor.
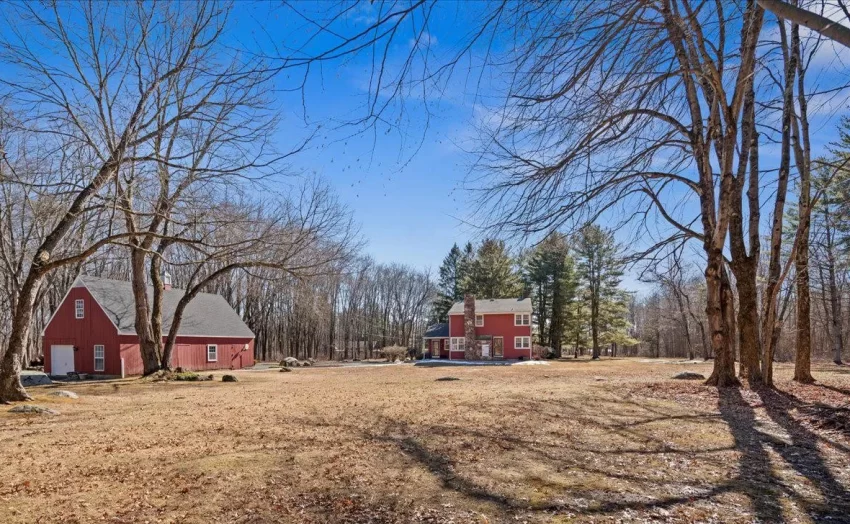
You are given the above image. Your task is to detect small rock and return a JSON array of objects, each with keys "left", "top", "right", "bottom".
[
  {"left": 593, "top": 376, "right": 606, "bottom": 381},
  {"left": 436, "top": 377, "right": 460, "bottom": 382},
  {"left": 673, "top": 371, "right": 705, "bottom": 380},
  {"left": 280, "top": 367, "right": 292, "bottom": 373},
  {"left": 9, "top": 405, "right": 59, "bottom": 416},
  {"left": 50, "top": 390, "right": 78, "bottom": 399},
  {"left": 221, "top": 374, "right": 238, "bottom": 383},
  {"left": 301, "top": 360, "right": 312, "bottom": 367}
]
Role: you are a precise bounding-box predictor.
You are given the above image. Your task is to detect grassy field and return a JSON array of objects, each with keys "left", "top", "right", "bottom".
[{"left": 1, "top": 358, "right": 849, "bottom": 523}]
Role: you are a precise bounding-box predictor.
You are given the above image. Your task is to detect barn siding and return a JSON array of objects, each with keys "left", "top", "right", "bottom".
[
  {"left": 43, "top": 286, "right": 121, "bottom": 375},
  {"left": 119, "top": 336, "right": 254, "bottom": 375},
  {"left": 448, "top": 312, "right": 532, "bottom": 359}
]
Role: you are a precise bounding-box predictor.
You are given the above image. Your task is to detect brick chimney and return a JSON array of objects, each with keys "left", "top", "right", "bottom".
[{"left": 463, "top": 294, "right": 480, "bottom": 360}]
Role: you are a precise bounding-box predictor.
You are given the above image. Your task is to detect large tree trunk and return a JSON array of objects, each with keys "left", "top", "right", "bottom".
[
  {"left": 129, "top": 247, "right": 161, "bottom": 375},
  {"left": 761, "top": 18, "right": 797, "bottom": 386},
  {"left": 729, "top": 83, "right": 762, "bottom": 384},
  {"left": 706, "top": 259, "right": 740, "bottom": 387},
  {"left": 0, "top": 275, "right": 40, "bottom": 402},
  {"left": 791, "top": 23, "right": 815, "bottom": 384}
]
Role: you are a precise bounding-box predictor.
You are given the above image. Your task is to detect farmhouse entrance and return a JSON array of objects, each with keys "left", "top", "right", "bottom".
[
  {"left": 493, "top": 337, "right": 504, "bottom": 358},
  {"left": 431, "top": 339, "right": 440, "bottom": 358}
]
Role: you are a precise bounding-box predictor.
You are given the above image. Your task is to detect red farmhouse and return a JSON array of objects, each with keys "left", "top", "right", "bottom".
[
  {"left": 423, "top": 297, "right": 533, "bottom": 360},
  {"left": 42, "top": 276, "right": 255, "bottom": 377}
]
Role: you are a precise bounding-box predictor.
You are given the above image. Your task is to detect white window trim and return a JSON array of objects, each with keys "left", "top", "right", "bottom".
[
  {"left": 514, "top": 313, "right": 530, "bottom": 326},
  {"left": 450, "top": 337, "right": 466, "bottom": 352},
  {"left": 207, "top": 344, "right": 218, "bottom": 362},
  {"left": 515, "top": 336, "right": 531, "bottom": 350},
  {"left": 75, "top": 299, "right": 85, "bottom": 319},
  {"left": 93, "top": 344, "right": 105, "bottom": 372},
  {"left": 475, "top": 314, "right": 484, "bottom": 327}
]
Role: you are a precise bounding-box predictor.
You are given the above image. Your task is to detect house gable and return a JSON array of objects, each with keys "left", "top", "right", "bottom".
[{"left": 43, "top": 281, "right": 122, "bottom": 375}]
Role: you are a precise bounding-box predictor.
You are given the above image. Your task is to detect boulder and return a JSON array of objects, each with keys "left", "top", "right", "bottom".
[
  {"left": 222, "top": 374, "right": 238, "bottom": 383},
  {"left": 50, "top": 390, "right": 78, "bottom": 399},
  {"left": 9, "top": 405, "right": 59, "bottom": 416},
  {"left": 301, "top": 361, "right": 312, "bottom": 367},
  {"left": 673, "top": 371, "right": 705, "bottom": 380},
  {"left": 282, "top": 357, "right": 300, "bottom": 368},
  {"left": 20, "top": 371, "right": 52, "bottom": 387},
  {"left": 280, "top": 367, "right": 292, "bottom": 373}
]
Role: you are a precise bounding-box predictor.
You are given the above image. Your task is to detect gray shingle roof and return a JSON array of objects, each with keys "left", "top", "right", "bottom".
[
  {"left": 423, "top": 323, "right": 448, "bottom": 338},
  {"left": 447, "top": 297, "right": 532, "bottom": 315},
  {"left": 79, "top": 276, "right": 254, "bottom": 338}
]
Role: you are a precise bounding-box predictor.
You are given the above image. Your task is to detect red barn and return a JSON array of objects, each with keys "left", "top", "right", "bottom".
[
  {"left": 424, "top": 297, "right": 533, "bottom": 360},
  {"left": 42, "top": 276, "right": 255, "bottom": 377}
]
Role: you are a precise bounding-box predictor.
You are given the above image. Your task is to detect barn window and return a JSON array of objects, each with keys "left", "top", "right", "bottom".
[
  {"left": 75, "top": 299, "right": 85, "bottom": 319},
  {"left": 515, "top": 336, "right": 531, "bottom": 350},
  {"left": 207, "top": 344, "right": 218, "bottom": 362},
  {"left": 94, "top": 345, "right": 105, "bottom": 371},
  {"left": 475, "top": 314, "right": 484, "bottom": 327},
  {"left": 450, "top": 337, "right": 465, "bottom": 352},
  {"left": 514, "top": 313, "right": 530, "bottom": 326}
]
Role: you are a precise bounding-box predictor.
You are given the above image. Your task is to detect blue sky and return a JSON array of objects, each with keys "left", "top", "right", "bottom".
[{"left": 229, "top": 2, "right": 501, "bottom": 276}]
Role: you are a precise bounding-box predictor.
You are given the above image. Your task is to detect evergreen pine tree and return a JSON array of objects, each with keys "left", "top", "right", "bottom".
[{"left": 574, "top": 224, "right": 624, "bottom": 359}]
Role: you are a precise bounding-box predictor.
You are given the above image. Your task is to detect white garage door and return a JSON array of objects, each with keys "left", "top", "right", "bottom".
[{"left": 50, "top": 345, "right": 75, "bottom": 376}]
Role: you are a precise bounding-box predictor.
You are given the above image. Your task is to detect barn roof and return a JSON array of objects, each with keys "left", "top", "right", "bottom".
[
  {"left": 447, "top": 297, "right": 532, "bottom": 315},
  {"left": 77, "top": 276, "right": 254, "bottom": 338}
]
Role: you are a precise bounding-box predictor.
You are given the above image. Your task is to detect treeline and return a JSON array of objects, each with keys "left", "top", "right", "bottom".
[{"left": 433, "top": 225, "right": 636, "bottom": 359}]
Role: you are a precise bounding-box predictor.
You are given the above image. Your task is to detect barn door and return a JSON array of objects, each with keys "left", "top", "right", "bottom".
[{"left": 50, "top": 345, "right": 75, "bottom": 376}]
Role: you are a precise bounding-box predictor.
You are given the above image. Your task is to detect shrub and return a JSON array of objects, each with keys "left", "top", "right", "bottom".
[
  {"left": 173, "top": 372, "right": 200, "bottom": 381},
  {"left": 533, "top": 345, "right": 554, "bottom": 359},
  {"left": 380, "top": 346, "right": 408, "bottom": 362}
]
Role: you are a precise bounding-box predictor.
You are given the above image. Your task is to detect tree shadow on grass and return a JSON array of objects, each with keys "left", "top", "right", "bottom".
[
  {"left": 717, "top": 388, "right": 787, "bottom": 522},
  {"left": 756, "top": 387, "right": 850, "bottom": 521}
]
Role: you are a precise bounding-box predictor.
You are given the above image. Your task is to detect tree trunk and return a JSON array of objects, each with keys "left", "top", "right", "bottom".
[
  {"left": 791, "top": 23, "right": 815, "bottom": 384},
  {"left": 824, "top": 193, "right": 844, "bottom": 364},
  {"left": 130, "top": 247, "right": 160, "bottom": 375},
  {"left": 0, "top": 274, "right": 40, "bottom": 402},
  {"left": 705, "top": 261, "right": 740, "bottom": 387}
]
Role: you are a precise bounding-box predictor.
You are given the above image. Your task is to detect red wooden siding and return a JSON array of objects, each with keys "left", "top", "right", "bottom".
[
  {"left": 448, "top": 312, "right": 532, "bottom": 359},
  {"left": 43, "top": 286, "right": 121, "bottom": 376},
  {"left": 44, "top": 284, "right": 255, "bottom": 376},
  {"left": 120, "top": 337, "right": 255, "bottom": 375}
]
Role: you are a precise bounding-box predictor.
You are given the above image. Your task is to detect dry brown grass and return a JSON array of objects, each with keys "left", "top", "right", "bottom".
[{"left": 1, "top": 358, "right": 849, "bottom": 523}]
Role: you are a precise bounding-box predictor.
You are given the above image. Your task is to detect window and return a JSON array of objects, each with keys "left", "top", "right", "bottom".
[
  {"left": 515, "top": 336, "right": 531, "bottom": 350},
  {"left": 450, "top": 337, "right": 465, "bottom": 352},
  {"left": 75, "top": 299, "right": 85, "bottom": 319},
  {"left": 94, "top": 345, "right": 105, "bottom": 372},
  {"left": 514, "top": 313, "right": 530, "bottom": 326},
  {"left": 475, "top": 314, "right": 484, "bottom": 327},
  {"left": 207, "top": 344, "right": 218, "bottom": 362}
]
